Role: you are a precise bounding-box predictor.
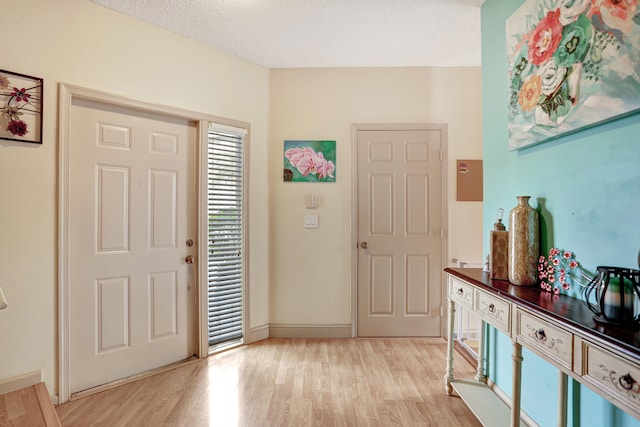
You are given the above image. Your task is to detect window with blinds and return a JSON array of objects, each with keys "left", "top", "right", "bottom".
[{"left": 207, "top": 125, "right": 245, "bottom": 349}]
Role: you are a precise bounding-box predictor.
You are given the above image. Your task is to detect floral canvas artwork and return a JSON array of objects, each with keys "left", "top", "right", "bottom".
[
  {"left": 0, "top": 70, "right": 43, "bottom": 144},
  {"left": 506, "top": 0, "right": 640, "bottom": 150},
  {"left": 283, "top": 140, "right": 336, "bottom": 183}
]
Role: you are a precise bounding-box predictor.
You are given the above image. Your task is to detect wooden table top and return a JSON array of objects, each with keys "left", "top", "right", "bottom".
[{"left": 445, "top": 268, "right": 640, "bottom": 361}]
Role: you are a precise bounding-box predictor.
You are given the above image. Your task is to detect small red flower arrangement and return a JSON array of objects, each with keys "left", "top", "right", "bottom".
[
  {"left": 7, "top": 119, "right": 28, "bottom": 137},
  {"left": 2, "top": 87, "right": 32, "bottom": 136},
  {"left": 10, "top": 87, "right": 31, "bottom": 103},
  {"left": 539, "top": 248, "right": 579, "bottom": 294}
]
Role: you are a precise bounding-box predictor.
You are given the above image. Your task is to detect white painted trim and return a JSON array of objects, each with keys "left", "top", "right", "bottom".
[
  {"left": 198, "top": 122, "right": 210, "bottom": 358},
  {"left": 57, "top": 83, "right": 72, "bottom": 404},
  {"left": 208, "top": 122, "right": 248, "bottom": 135},
  {"left": 350, "top": 125, "right": 359, "bottom": 338},
  {"left": 440, "top": 125, "right": 449, "bottom": 338},
  {"left": 350, "top": 123, "right": 449, "bottom": 338},
  {"left": 57, "top": 83, "right": 250, "bottom": 404},
  {"left": 269, "top": 324, "right": 352, "bottom": 339},
  {"left": 0, "top": 370, "right": 42, "bottom": 395},
  {"left": 246, "top": 324, "right": 269, "bottom": 343},
  {"left": 242, "top": 128, "right": 252, "bottom": 349}
]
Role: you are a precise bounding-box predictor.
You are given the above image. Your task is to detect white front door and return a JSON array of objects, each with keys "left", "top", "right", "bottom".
[
  {"left": 67, "top": 97, "right": 197, "bottom": 394},
  {"left": 356, "top": 127, "right": 445, "bottom": 336}
]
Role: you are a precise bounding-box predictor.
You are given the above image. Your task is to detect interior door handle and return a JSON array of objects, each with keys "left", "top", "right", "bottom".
[
  {"left": 185, "top": 255, "right": 195, "bottom": 264},
  {"left": 360, "top": 242, "right": 368, "bottom": 249}
]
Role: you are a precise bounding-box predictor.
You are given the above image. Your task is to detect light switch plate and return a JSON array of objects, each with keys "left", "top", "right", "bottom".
[{"left": 304, "top": 215, "right": 318, "bottom": 228}]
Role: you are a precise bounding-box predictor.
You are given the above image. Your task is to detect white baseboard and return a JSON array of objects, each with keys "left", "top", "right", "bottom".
[
  {"left": 487, "top": 378, "right": 539, "bottom": 427},
  {"left": 246, "top": 324, "right": 269, "bottom": 343},
  {"left": 0, "top": 370, "right": 43, "bottom": 395},
  {"left": 269, "top": 324, "right": 352, "bottom": 338}
]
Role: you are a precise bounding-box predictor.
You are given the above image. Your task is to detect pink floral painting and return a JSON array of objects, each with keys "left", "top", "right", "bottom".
[
  {"left": 284, "top": 140, "right": 336, "bottom": 182},
  {"left": 506, "top": 0, "right": 640, "bottom": 150},
  {"left": 0, "top": 69, "right": 43, "bottom": 144}
]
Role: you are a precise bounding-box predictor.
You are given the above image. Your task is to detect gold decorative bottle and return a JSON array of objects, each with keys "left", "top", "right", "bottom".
[
  {"left": 508, "top": 196, "right": 539, "bottom": 286},
  {"left": 490, "top": 208, "right": 509, "bottom": 280}
]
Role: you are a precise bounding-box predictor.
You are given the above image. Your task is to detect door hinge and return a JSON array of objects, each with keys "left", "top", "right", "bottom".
[
  {"left": 439, "top": 150, "right": 443, "bottom": 161},
  {"left": 440, "top": 228, "right": 444, "bottom": 239},
  {"left": 440, "top": 306, "right": 444, "bottom": 317}
]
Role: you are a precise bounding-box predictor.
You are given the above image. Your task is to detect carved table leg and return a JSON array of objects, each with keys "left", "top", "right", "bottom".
[
  {"left": 444, "top": 297, "right": 456, "bottom": 395},
  {"left": 558, "top": 371, "right": 567, "bottom": 427},
  {"left": 511, "top": 341, "right": 523, "bottom": 427},
  {"left": 474, "top": 320, "right": 487, "bottom": 383}
]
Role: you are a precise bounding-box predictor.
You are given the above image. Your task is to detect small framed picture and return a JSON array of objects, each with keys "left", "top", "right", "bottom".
[
  {"left": 0, "top": 69, "right": 43, "bottom": 144},
  {"left": 283, "top": 140, "right": 336, "bottom": 183}
]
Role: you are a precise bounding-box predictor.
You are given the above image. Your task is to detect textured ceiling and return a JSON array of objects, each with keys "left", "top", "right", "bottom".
[{"left": 92, "top": 0, "right": 484, "bottom": 68}]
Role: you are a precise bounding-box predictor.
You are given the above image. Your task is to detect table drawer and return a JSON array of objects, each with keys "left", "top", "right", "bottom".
[
  {"left": 582, "top": 343, "right": 640, "bottom": 417},
  {"left": 476, "top": 290, "right": 510, "bottom": 333},
  {"left": 449, "top": 277, "right": 474, "bottom": 309},
  {"left": 517, "top": 310, "right": 572, "bottom": 369}
]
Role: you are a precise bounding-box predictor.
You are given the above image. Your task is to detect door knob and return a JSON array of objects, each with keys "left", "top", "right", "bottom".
[
  {"left": 360, "top": 242, "right": 368, "bottom": 249},
  {"left": 185, "top": 255, "right": 195, "bottom": 264}
]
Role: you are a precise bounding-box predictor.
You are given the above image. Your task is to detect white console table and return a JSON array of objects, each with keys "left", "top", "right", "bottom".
[{"left": 444, "top": 268, "right": 640, "bottom": 427}]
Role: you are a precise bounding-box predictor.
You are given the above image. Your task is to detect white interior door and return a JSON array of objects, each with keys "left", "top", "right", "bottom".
[
  {"left": 357, "top": 128, "right": 445, "bottom": 336},
  {"left": 67, "top": 97, "right": 197, "bottom": 394}
]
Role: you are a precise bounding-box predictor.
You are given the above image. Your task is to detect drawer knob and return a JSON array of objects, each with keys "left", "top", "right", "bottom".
[
  {"left": 488, "top": 303, "right": 496, "bottom": 313},
  {"left": 619, "top": 373, "right": 636, "bottom": 391},
  {"left": 457, "top": 288, "right": 464, "bottom": 295},
  {"left": 534, "top": 329, "right": 546, "bottom": 342}
]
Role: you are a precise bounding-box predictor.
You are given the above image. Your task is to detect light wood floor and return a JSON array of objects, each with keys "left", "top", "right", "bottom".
[
  {"left": 56, "top": 338, "right": 481, "bottom": 427},
  {"left": 0, "top": 382, "right": 61, "bottom": 426}
]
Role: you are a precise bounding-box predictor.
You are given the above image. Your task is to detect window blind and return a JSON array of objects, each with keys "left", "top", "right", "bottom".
[{"left": 207, "top": 126, "right": 245, "bottom": 348}]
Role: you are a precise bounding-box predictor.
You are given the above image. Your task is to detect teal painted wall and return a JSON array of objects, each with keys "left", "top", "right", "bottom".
[{"left": 482, "top": 1, "right": 640, "bottom": 426}]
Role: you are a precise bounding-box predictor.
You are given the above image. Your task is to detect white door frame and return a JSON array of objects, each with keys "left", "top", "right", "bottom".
[
  {"left": 350, "top": 123, "right": 449, "bottom": 338},
  {"left": 57, "top": 83, "right": 250, "bottom": 402}
]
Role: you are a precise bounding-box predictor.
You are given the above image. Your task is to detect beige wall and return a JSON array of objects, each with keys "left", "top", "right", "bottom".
[
  {"left": 268, "top": 68, "right": 483, "bottom": 328},
  {"left": 0, "top": 0, "right": 270, "bottom": 396},
  {"left": 1, "top": 0, "right": 483, "bottom": 400}
]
